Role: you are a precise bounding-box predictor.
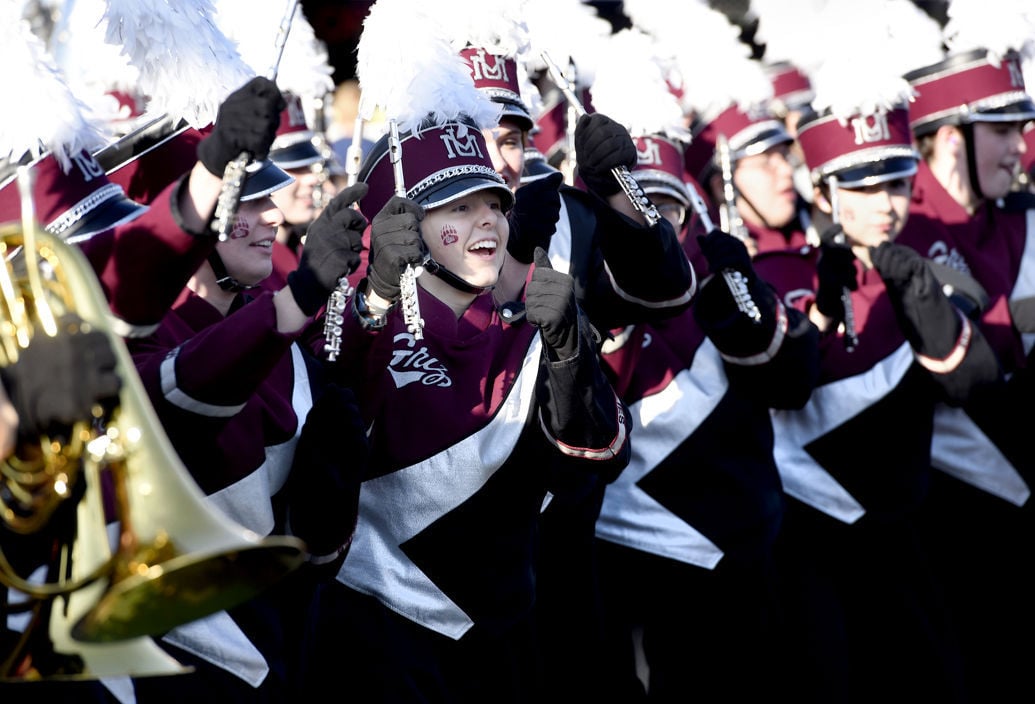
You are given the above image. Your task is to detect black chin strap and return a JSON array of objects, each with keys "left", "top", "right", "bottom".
[
  {"left": 423, "top": 258, "right": 492, "bottom": 294},
  {"left": 208, "top": 250, "right": 258, "bottom": 293},
  {"left": 961, "top": 123, "right": 985, "bottom": 201}
]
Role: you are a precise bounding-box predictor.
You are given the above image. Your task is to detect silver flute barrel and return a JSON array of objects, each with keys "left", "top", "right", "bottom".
[
  {"left": 539, "top": 52, "right": 661, "bottom": 227},
  {"left": 708, "top": 137, "right": 761, "bottom": 323},
  {"left": 827, "top": 175, "right": 858, "bottom": 352},
  {"left": 388, "top": 119, "right": 426, "bottom": 341}
]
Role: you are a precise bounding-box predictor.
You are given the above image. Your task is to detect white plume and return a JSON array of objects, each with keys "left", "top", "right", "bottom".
[
  {"left": 433, "top": 0, "right": 531, "bottom": 58},
  {"left": 809, "top": 0, "right": 942, "bottom": 120},
  {"left": 49, "top": 0, "right": 141, "bottom": 129},
  {"left": 0, "top": 8, "right": 105, "bottom": 171},
  {"left": 213, "top": 0, "right": 334, "bottom": 100},
  {"left": 589, "top": 28, "right": 688, "bottom": 140},
  {"left": 104, "top": 0, "right": 254, "bottom": 128},
  {"left": 943, "top": 0, "right": 1035, "bottom": 63},
  {"left": 355, "top": 0, "right": 501, "bottom": 135},
  {"left": 522, "top": 0, "right": 612, "bottom": 88},
  {"left": 748, "top": 0, "right": 831, "bottom": 76}
]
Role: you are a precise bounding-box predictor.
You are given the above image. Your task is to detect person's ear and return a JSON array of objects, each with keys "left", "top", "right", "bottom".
[{"left": 813, "top": 186, "right": 832, "bottom": 214}]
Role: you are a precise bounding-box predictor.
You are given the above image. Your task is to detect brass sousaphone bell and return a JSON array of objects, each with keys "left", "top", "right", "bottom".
[{"left": 0, "top": 168, "right": 306, "bottom": 679}]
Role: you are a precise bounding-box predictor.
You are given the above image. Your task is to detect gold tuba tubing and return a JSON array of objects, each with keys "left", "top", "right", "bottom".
[{"left": 0, "top": 175, "right": 306, "bottom": 678}]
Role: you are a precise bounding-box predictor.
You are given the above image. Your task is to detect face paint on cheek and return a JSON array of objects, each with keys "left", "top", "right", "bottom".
[
  {"left": 440, "top": 224, "right": 458, "bottom": 246},
  {"left": 229, "top": 214, "right": 251, "bottom": 240}
]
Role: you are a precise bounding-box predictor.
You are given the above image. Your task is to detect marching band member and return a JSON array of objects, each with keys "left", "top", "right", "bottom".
[
  {"left": 300, "top": 2, "right": 630, "bottom": 700},
  {"left": 127, "top": 81, "right": 368, "bottom": 701},
  {"left": 754, "top": 15, "right": 1002, "bottom": 697},
  {"left": 897, "top": 3, "right": 1035, "bottom": 698},
  {"left": 588, "top": 35, "right": 820, "bottom": 694},
  {"left": 456, "top": 6, "right": 698, "bottom": 699}
]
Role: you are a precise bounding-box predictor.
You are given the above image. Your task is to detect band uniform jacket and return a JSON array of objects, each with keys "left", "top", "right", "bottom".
[
  {"left": 327, "top": 285, "right": 631, "bottom": 641},
  {"left": 898, "top": 161, "right": 1035, "bottom": 501},
  {"left": 595, "top": 253, "right": 819, "bottom": 567},
  {"left": 753, "top": 245, "right": 996, "bottom": 524},
  {"left": 80, "top": 174, "right": 219, "bottom": 338},
  {"left": 128, "top": 289, "right": 325, "bottom": 687}
]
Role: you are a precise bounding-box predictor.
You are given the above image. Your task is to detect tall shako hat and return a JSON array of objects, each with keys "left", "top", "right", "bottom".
[
  {"left": 269, "top": 92, "right": 323, "bottom": 169},
  {"left": 625, "top": 1, "right": 788, "bottom": 183},
  {"left": 353, "top": 0, "right": 512, "bottom": 222},
  {"left": 93, "top": 0, "right": 293, "bottom": 204},
  {"left": 215, "top": 0, "right": 335, "bottom": 171},
  {"left": 904, "top": 0, "right": 1035, "bottom": 137},
  {"left": 795, "top": 0, "right": 934, "bottom": 190},
  {"left": 588, "top": 26, "right": 692, "bottom": 208},
  {"left": 522, "top": 0, "right": 612, "bottom": 168},
  {"left": 765, "top": 63, "right": 815, "bottom": 118},
  {"left": 0, "top": 9, "right": 147, "bottom": 244},
  {"left": 436, "top": 0, "right": 536, "bottom": 133}
]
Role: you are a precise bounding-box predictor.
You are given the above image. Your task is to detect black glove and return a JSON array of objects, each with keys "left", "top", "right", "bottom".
[
  {"left": 697, "top": 228, "right": 754, "bottom": 280},
  {"left": 573, "top": 113, "right": 636, "bottom": 197},
  {"left": 815, "top": 230, "right": 858, "bottom": 320},
  {"left": 526, "top": 247, "right": 580, "bottom": 361},
  {"left": 871, "top": 241, "right": 963, "bottom": 359},
  {"left": 287, "top": 183, "right": 369, "bottom": 316},
  {"left": 507, "top": 172, "right": 563, "bottom": 264},
  {"left": 286, "top": 384, "right": 367, "bottom": 562},
  {"left": 197, "top": 76, "right": 286, "bottom": 176},
  {"left": 0, "top": 327, "right": 121, "bottom": 443},
  {"left": 367, "top": 195, "right": 426, "bottom": 301}
]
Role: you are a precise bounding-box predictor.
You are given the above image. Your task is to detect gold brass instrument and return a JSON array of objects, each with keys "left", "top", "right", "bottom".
[{"left": 0, "top": 168, "right": 305, "bottom": 680}]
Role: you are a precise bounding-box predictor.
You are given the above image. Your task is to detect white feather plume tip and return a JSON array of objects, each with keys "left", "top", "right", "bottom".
[
  {"left": 522, "top": 0, "right": 612, "bottom": 87},
  {"left": 356, "top": 0, "right": 501, "bottom": 135},
  {"left": 0, "top": 11, "right": 105, "bottom": 171},
  {"left": 943, "top": 0, "right": 1035, "bottom": 63},
  {"left": 590, "top": 29, "right": 687, "bottom": 140},
  {"left": 104, "top": 0, "right": 254, "bottom": 128}
]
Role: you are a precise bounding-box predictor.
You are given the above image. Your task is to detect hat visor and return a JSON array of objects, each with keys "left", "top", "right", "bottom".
[
  {"left": 830, "top": 156, "right": 918, "bottom": 190},
  {"left": 57, "top": 196, "right": 148, "bottom": 245},
  {"left": 521, "top": 154, "right": 562, "bottom": 183},
  {"left": 417, "top": 175, "right": 515, "bottom": 213},
  {"left": 241, "top": 160, "right": 295, "bottom": 201},
  {"left": 498, "top": 103, "right": 534, "bottom": 132},
  {"left": 269, "top": 141, "right": 324, "bottom": 171},
  {"left": 969, "top": 97, "right": 1035, "bottom": 124}
]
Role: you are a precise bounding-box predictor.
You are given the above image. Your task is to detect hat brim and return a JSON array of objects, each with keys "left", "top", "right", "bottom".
[
  {"left": 521, "top": 150, "right": 561, "bottom": 183},
  {"left": 58, "top": 194, "right": 148, "bottom": 244},
  {"left": 828, "top": 156, "right": 918, "bottom": 190},
  {"left": 269, "top": 140, "right": 323, "bottom": 170},
  {"left": 242, "top": 159, "right": 295, "bottom": 201},
  {"left": 417, "top": 175, "right": 514, "bottom": 213}
]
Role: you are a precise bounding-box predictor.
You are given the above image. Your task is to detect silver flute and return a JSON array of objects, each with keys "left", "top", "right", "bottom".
[
  {"left": 710, "top": 136, "right": 761, "bottom": 323},
  {"left": 539, "top": 52, "right": 660, "bottom": 227},
  {"left": 827, "top": 175, "right": 858, "bottom": 351}
]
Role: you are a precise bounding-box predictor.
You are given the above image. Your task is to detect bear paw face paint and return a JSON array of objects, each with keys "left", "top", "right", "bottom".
[
  {"left": 230, "top": 214, "right": 251, "bottom": 240},
  {"left": 440, "top": 223, "right": 458, "bottom": 246}
]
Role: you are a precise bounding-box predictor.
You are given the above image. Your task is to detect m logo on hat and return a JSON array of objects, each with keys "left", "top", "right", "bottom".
[
  {"left": 637, "top": 139, "right": 662, "bottom": 167},
  {"left": 851, "top": 114, "right": 891, "bottom": 146},
  {"left": 71, "top": 151, "right": 106, "bottom": 182},
  {"left": 467, "top": 49, "right": 509, "bottom": 83},
  {"left": 439, "top": 126, "right": 485, "bottom": 159}
]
